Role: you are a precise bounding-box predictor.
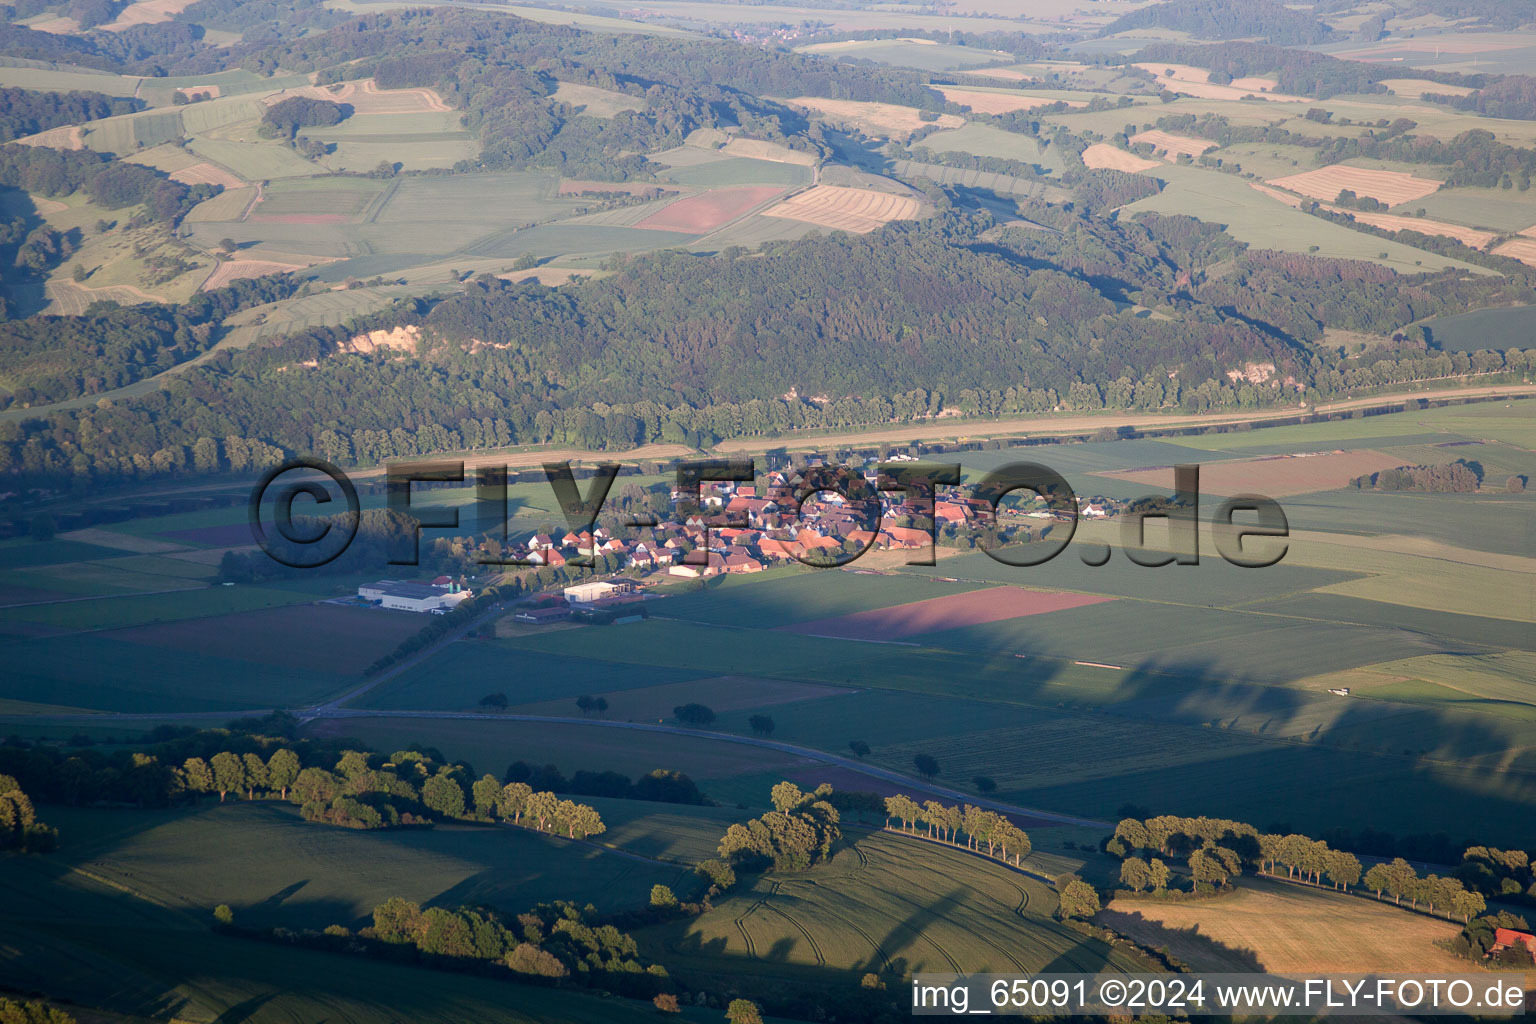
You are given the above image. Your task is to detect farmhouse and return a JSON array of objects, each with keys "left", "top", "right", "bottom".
[
  {"left": 358, "top": 580, "right": 472, "bottom": 613},
  {"left": 1493, "top": 929, "right": 1536, "bottom": 956},
  {"left": 563, "top": 580, "right": 637, "bottom": 603}
]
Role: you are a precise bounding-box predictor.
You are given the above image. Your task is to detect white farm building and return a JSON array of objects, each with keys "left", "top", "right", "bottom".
[{"left": 358, "top": 580, "right": 472, "bottom": 614}]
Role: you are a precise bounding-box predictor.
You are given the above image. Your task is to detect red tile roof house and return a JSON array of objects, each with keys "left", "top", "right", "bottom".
[
  {"left": 1493, "top": 928, "right": 1536, "bottom": 956},
  {"left": 935, "top": 501, "right": 972, "bottom": 524},
  {"left": 722, "top": 551, "right": 764, "bottom": 574}
]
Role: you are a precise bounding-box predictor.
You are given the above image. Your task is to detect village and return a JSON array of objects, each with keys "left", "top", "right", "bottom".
[{"left": 355, "top": 462, "right": 1128, "bottom": 616}]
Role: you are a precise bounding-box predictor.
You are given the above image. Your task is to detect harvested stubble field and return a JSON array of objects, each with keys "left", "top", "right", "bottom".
[
  {"left": 937, "top": 87, "right": 1085, "bottom": 114},
  {"left": 16, "top": 124, "right": 83, "bottom": 149},
  {"left": 1099, "top": 879, "right": 1466, "bottom": 974},
  {"left": 762, "top": 185, "right": 920, "bottom": 233},
  {"left": 634, "top": 185, "right": 784, "bottom": 232},
  {"left": 1251, "top": 179, "right": 1503, "bottom": 247},
  {"left": 1128, "top": 129, "right": 1217, "bottom": 161},
  {"left": 261, "top": 78, "right": 451, "bottom": 114},
  {"left": 1378, "top": 77, "right": 1475, "bottom": 98},
  {"left": 1131, "top": 63, "right": 1307, "bottom": 103},
  {"left": 1343, "top": 209, "right": 1497, "bottom": 248},
  {"left": 200, "top": 258, "right": 314, "bottom": 290},
  {"left": 778, "top": 586, "right": 1114, "bottom": 642},
  {"left": 184, "top": 186, "right": 255, "bottom": 221},
  {"left": 99, "top": 0, "right": 197, "bottom": 30},
  {"left": 1492, "top": 238, "right": 1536, "bottom": 266},
  {"left": 784, "top": 96, "right": 962, "bottom": 139},
  {"left": 1081, "top": 143, "right": 1159, "bottom": 173},
  {"left": 718, "top": 137, "right": 817, "bottom": 165},
  {"left": 1096, "top": 449, "right": 1415, "bottom": 497},
  {"left": 1267, "top": 164, "right": 1444, "bottom": 207},
  {"left": 168, "top": 161, "right": 245, "bottom": 188}
]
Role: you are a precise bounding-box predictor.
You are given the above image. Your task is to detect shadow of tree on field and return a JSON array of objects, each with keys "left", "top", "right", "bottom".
[
  {"left": 212, "top": 992, "right": 280, "bottom": 1023},
  {"left": 1094, "top": 906, "right": 1263, "bottom": 973},
  {"left": 866, "top": 886, "right": 967, "bottom": 976}
]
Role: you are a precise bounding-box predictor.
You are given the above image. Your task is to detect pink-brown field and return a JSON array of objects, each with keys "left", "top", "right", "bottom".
[
  {"left": 1344, "top": 210, "right": 1496, "bottom": 248},
  {"left": 762, "top": 186, "right": 921, "bottom": 234},
  {"left": 1267, "top": 165, "right": 1443, "bottom": 207},
  {"left": 1248, "top": 184, "right": 1496, "bottom": 247},
  {"left": 1131, "top": 63, "right": 1307, "bottom": 102},
  {"left": 169, "top": 162, "right": 244, "bottom": 188},
  {"left": 1098, "top": 450, "right": 1418, "bottom": 497},
  {"left": 937, "top": 87, "right": 1086, "bottom": 114},
  {"left": 1492, "top": 238, "right": 1536, "bottom": 267},
  {"left": 779, "top": 586, "right": 1114, "bottom": 642},
  {"left": 201, "top": 259, "right": 310, "bottom": 290},
  {"left": 1081, "top": 144, "right": 1160, "bottom": 173},
  {"left": 786, "top": 97, "right": 963, "bottom": 139},
  {"left": 101, "top": 0, "right": 198, "bottom": 30},
  {"left": 1129, "top": 129, "right": 1217, "bottom": 161},
  {"left": 634, "top": 186, "right": 785, "bottom": 233}
]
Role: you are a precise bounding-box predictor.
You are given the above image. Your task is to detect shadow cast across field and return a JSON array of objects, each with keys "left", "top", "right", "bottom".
[{"left": 1094, "top": 906, "right": 1263, "bottom": 973}]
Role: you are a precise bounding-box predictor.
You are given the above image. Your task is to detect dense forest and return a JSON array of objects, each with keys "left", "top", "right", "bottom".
[
  {"left": 2, "top": 207, "right": 1531, "bottom": 482},
  {"left": 0, "top": 143, "right": 217, "bottom": 226},
  {"left": 0, "top": 276, "right": 300, "bottom": 404},
  {"left": 1101, "top": 0, "right": 1335, "bottom": 46},
  {"left": 0, "top": 86, "right": 141, "bottom": 142}
]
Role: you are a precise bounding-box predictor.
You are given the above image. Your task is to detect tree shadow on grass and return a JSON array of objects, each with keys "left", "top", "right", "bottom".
[{"left": 1094, "top": 906, "right": 1263, "bottom": 972}]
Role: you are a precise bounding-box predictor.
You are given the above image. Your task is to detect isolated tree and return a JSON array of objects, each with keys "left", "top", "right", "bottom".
[
  {"left": 266, "top": 749, "right": 300, "bottom": 801},
  {"left": 913, "top": 754, "right": 939, "bottom": 781},
  {"left": 1057, "top": 880, "right": 1102, "bottom": 920},
  {"left": 479, "top": 693, "right": 508, "bottom": 709},
  {"left": 748, "top": 714, "right": 775, "bottom": 737},
  {"left": 650, "top": 884, "right": 678, "bottom": 909},
  {"left": 726, "top": 999, "right": 763, "bottom": 1024},
  {"left": 593, "top": 697, "right": 609, "bottom": 715},
  {"left": 972, "top": 775, "right": 997, "bottom": 794},
  {"left": 213, "top": 904, "right": 233, "bottom": 926},
  {"left": 575, "top": 695, "right": 596, "bottom": 715},
  {"left": 674, "top": 703, "right": 715, "bottom": 726},
  {"left": 848, "top": 740, "right": 870, "bottom": 759},
  {"left": 1120, "top": 856, "right": 1152, "bottom": 892},
  {"left": 209, "top": 751, "right": 245, "bottom": 802},
  {"left": 653, "top": 993, "right": 680, "bottom": 1013}
]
